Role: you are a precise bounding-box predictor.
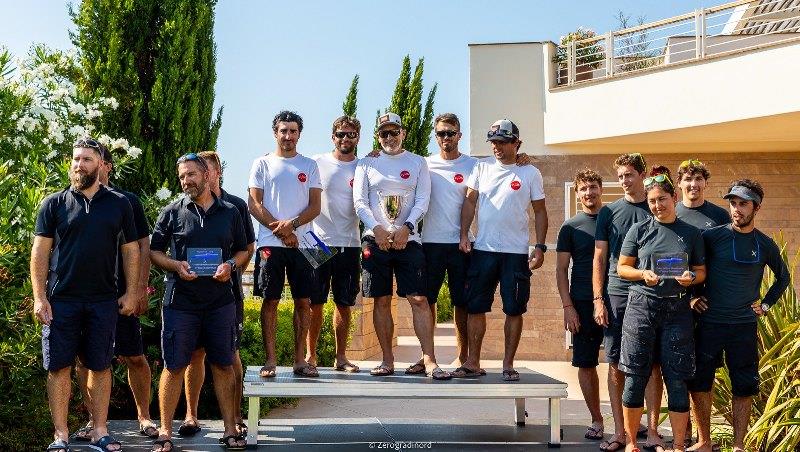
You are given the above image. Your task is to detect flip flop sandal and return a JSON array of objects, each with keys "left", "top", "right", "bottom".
[
  {"left": 47, "top": 439, "right": 71, "bottom": 451},
  {"left": 369, "top": 364, "right": 394, "bottom": 376},
  {"left": 236, "top": 421, "right": 248, "bottom": 437},
  {"left": 334, "top": 362, "right": 360, "bottom": 372},
  {"left": 259, "top": 365, "right": 277, "bottom": 378},
  {"left": 219, "top": 434, "right": 247, "bottom": 450},
  {"left": 151, "top": 438, "right": 173, "bottom": 452},
  {"left": 404, "top": 362, "right": 426, "bottom": 375},
  {"left": 177, "top": 420, "right": 201, "bottom": 436},
  {"left": 293, "top": 364, "right": 320, "bottom": 377},
  {"left": 451, "top": 366, "right": 483, "bottom": 378},
  {"left": 502, "top": 369, "right": 520, "bottom": 381},
  {"left": 88, "top": 435, "right": 121, "bottom": 452},
  {"left": 599, "top": 439, "right": 625, "bottom": 451},
  {"left": 584, "top": 425, "right": 604, "bottom": 440},
  {"left": 72, "top": 422, "right": 93, "bottom": 442},
  {"left": 428, "top": 367, "right": 453, "bottom": 380},
  {"left": 139, "top": 422, "right": 159, "bottom": 439}
]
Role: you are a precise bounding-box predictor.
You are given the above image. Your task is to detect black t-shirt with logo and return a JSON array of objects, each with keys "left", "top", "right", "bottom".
[
  {"left": 35, "top": 185, "right": 137, "bottom": 302},
  {"left": 676, "top": 201, "right": 730, "bottom": 231},
  {"left": 556, "top": 211, "right": 597, "bottom": 301},
  {"left": 595, "top": 198, "right": 652, "bottom": 301}
]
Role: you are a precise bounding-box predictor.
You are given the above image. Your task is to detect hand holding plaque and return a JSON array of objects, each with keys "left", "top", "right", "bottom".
[{"left": 652, "top": 252, "right": 689, "bottom": 279}]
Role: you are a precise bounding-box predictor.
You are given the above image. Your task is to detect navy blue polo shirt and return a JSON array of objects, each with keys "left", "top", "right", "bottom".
[
  {"left": 150, "top": 194, "right": 248, "bottom": 311},
  {"left": 35, "top": 185, "right": 137, "bottom": 303},
  {"left": 110, "top": 186, "right": 150, "bottom": 298}
]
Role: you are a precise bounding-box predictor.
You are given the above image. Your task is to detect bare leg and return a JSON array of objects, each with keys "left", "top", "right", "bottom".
[
  {"left": 408, "top": 295, "right": 438, "bottom": 371},
  {"left": 414, "top": 302, "right": 438, "bottom": 368},
  {"left": 578, "top": 367, "right": 604, "bottom": 427},
  {"left": 260, "top": 299, "right": 279, "bottom": 371},
  {"left": 47, "top": 367, "right": 72, "bottom": 443},
  {"left": 183, "top": 348, "right": 205, "bottom": 426},
  {"left": 306, "top": 303, "right": 324, "bottom": 366},
  {"left": 623, "top": 406, "right": 643, "bottom": 452},
  {"left": 687, "top": 391, "right": 713, "bottom": 452},
  {"left": 463, "top": 312, "right": 486, "bottom": 371},
  {"left": 87, "top": 368, "right": 115, "bottom": 447},
  {"left": 75, "top": 361, "right": 93, "bottom": 430},
  {"left": 293, "top": 298, "right": 312, "bottom": 367},
  {"left": 645, "top": 364, "right": 664, "bottom": 445},
  {"left": 157, "top": 367, "right": 186, "bottom": 441},
  {"left": 607, "top": 363, "right": 628, "bottom": 446},
  {"left": 732, "top": 396, "right": 752, "bottom": 452},
  {"left": 373, "top": 296, "right": 394, "bottom": 368},
  {"left": 210, "top": 364, "right": 246, "bottom": 447},
  {"left": 669, "top": 410, "right": 689, "bottom": 452},
  {"left": 502, "top": 314, "right": 523, "bottom": 371},
  {"left": 232, "top": 350, "right": 244, "bottom": 425},
  {"left": 454, "top": 306, "right": 468, "bottom": 365},
  {"left": 333, "top": 305, "right": 355, "bottom": 368},
  {"left": 121, "top": 355, "right": 153, "bottom": 424}
]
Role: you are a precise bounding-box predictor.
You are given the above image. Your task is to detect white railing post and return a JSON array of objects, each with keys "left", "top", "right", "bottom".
[
  {"left": 605, "top": 32, "right": 614, "bottom": 77},
  {"left": 568, "top": 40, "right": 576, "bottom": 85},
  {"left": 699, "top": 8, "right": 707, "bottom": 58},
  {"left": 694, "top": 9, "right": 706, "bottom": 59}
]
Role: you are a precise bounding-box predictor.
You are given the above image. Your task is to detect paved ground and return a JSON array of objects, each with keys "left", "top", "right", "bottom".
[{"left": 77, "top": 323, "right": 674, "bottom": 450}]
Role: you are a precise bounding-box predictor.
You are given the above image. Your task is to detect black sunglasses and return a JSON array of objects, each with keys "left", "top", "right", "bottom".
[
  {"left": 435, "top": 130, "right": 459, "bottom": 138},
  {"left": 378, "top": 130, "right": 401, "bottom": 139},
  {"left": 176, "top": 153, "right": 208, "bottom": 170},
  {"left": 334, "top": 131, "right": 359, "bottom": 139},
  {"left": 73, "top": 138, "right": 101, "bottom": 150}
]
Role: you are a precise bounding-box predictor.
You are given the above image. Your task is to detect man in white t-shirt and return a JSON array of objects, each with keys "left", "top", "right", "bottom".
[
  {"left": 248, "top": 111, "right": 322, "bottom": 378},
  {"left": 306, "top": 115, "right": 362, "bottom": 373},
  {"left": 353, "top": 112, "right": 451, "bottom": 380},
  {"left": 459, "top": 119, "right": 548, "bottom": 382}
]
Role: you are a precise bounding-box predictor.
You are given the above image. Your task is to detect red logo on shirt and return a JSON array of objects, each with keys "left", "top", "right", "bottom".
[
  {"left": 400, "top": 170, "right": 410, "bottom": 179},
  {"left": 454, "top": 173, "right": 464, "bottom": 183},
  {"left": 349, "top": 178, "right": 354, "bottom": 188},
  {"left": 260, "top": 247, "right": 271, "bottom": 260},
  {"left": 510, "top": 180, "right": 521, "bottom": 190},
  {"left": 297, "top": 172, "right": 307, "bottom": 182},
  {"left": 362, "top": 246, "right": 371, "bottom": 259}
]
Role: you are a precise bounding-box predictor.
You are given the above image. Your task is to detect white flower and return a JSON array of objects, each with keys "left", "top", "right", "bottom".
[
  {"left": 12, "top": 136, "right": 32, "bottom": 148},
  {"left": 47, "top": 121, "right": 65, "bottom": 144},
  {"left": 155, "top": 187, "right": 172, "bottom": 200},
  {"left": 16, "top": 116, "right": 36, "bottom": 133},
  {"left": 45, "top": 150, "right": 59, "bottom": 160},
  {"left": 101, "top": 97, "right": 119, "bottom": 109},
  {"left": 51, "top": 87, "right": 70, "bottom": 102},
  {"left": 127, "top": 146, "right": 143, "bottom": 159},
  {"left": 97, "top": 134, "right": 113, "bottom": 146},
  {"left": 111, "top": 138, "right": 129, "bottom": 150},
  {"left": 85, "top": 108, "right": 102, "bottom": 120},
  {"left": 68, "top": 102, "right": 86, "bottom": 116}
]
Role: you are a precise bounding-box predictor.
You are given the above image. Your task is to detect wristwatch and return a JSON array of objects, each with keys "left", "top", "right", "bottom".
[
  {"left": 225, "top": 258, "right": 236, "bottom": 269},
  {"left": 534, "top": 243, "right": 548, "bottom": 252},
  {"left": 403, "top": 221, "right": 415, "bottom": 235},
  {"left": 291, "top": 217, "right": 301, "bottom": 230},
  {"left": 761, "top": 303, "right": 770, "bottom": 313}
]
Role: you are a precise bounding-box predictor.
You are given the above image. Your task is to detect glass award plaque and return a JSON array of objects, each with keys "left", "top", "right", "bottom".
[
  {"left": 652, "top": 252, "right": 689, "bottom": 278},
  {"left": 299, "top": 231, "right": 339, "bottom": 269},
  {"left": 187, "top": 247, "right": 222, "bottom": 276}
]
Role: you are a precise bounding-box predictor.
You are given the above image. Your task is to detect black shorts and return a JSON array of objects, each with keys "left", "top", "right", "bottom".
[
  {"left": 464, "top": 249, "right": 531, "bottom": 316},
  {"left": 423, "top": 242, "right": 470, "bottom": 307},
  {"left": 571, "top": 301, "right": 604, "bottom": 368},
  {"left": 252, "top": 252, "right": 263, "bottom": 297},
  {"left": 603, "top": 294, "right": 626, "bottom": 364},
  {"left": 42, "top": 300, "right": 118, "bottom": 371},
  {"left": 310, "top": 247, "right": 360, "bottom": 306},
  {"left": 361, "top": 237, "right": 426, "bottom": 298},
  {"left": 688, "top": 321, "right": 759, "bottom": 397},
  {"left": 231, "top": 268, "right": 244, "bottom": 349},
  {"left": 619, "top": 291, "right": 694, "bottom": 380},
  {"left": 161, "top": 303, "right": 237, "bottom": 370},
  {"left": 258, "top": 246, "right": 313, "bottom": 301},
  {"left": 114, "top": 313, "right": 144, "bottom": 357}
]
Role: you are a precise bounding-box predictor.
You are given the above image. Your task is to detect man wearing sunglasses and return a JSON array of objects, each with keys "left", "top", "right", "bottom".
[
  {"left": 248, "top": 111, "right": 322, "bottom": 379},
  {"left": 459, "top": 119, "right": 548, "bottom": 382},
  {"left": 676, "top": 160, "right": 730, "bottom": 231},
  {"left": 32, "top": 137, "right": 141, "bottom": 452},
  {"left": 306, "top": 116, "right": 362, "bottom": 374},
  {"left": 592, "top": 153, "right": 661, "bottom": 451},
  {"left": 353, "top": 112, "right": 451, "bottom": 380},
  {"left": 150, "top": 153, "right": 250, "bottom": 451},
  {"left": 687, "top": 180, "right": 790, "bottom": 452}
]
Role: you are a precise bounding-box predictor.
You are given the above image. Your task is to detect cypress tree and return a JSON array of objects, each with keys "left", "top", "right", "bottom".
[
  {"left": 70, "top": 0, "right": 222, "bottom": 194},
  {"left": 388, "top": 56, "right": 411, "bottom": 120},
  {"left": 378, "top": 56, "right": 436, "bottom": 156},
  {"left": 342, "top": 74, "right": 358, "bottom": 117}
]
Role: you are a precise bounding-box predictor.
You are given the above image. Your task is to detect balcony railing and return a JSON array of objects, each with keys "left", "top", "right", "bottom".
[{"left": 555, "top": 0, "right": 800, "bottom": 86}]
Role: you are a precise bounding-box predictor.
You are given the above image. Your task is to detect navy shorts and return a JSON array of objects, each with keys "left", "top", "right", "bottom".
[
  {"left": 464, "top": 250, "right": 532, "bottom": 316},
  {"left": 688, "top": 321, "right": 759, "bottom": 397},
  {"left": 423, "top": 242, "right": 470, "bottom": 307},
  {"left": 161, "top": 303, "right": 237, "bottom": 370},
  {"left": 361, "top": 237, "right": 426, "bottom": 298},
  {"left": 603, "top": 294, "right": 626, "bottom": 364},
  {"left": 571, "top": 301, "right": 604, "bottom": 368},
  {"left": 310, "top": 247, "right": 360, "bottom": 306},
  {"left": 42, "top": 300, "right": 118, "bottom": 372},
  {"left": 259, "top": 246, "right": 313, "bottom": 301},
  {"left": 114, "top": 313, "right": 144, "bottom": 357},
  {"left": 252, "top": 252, "right": 263, "bottom": 297},
  {"left": 232, "top": 268, "right": 245, "bottom": 349},
  {"left": 619, "top": 291, "right": 694, "bottom": 380}
]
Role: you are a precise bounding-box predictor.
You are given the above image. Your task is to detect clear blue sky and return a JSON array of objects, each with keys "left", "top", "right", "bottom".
[{"left": 1, "top": 0, "right": 711, "bottom": 201}]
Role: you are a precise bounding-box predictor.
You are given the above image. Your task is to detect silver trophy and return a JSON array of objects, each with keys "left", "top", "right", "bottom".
[{"left": 377, "top": 190, "right": 411, "bottom": 237}]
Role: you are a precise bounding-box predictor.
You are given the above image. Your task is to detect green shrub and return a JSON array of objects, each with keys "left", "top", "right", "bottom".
[{"left": 436, "top": 277, "right": 454, "bottom": 323}]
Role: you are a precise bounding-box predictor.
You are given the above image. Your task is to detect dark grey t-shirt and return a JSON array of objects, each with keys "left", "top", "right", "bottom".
[
  {"left": 701, "top": 225, "right": 791, "bottom": 324},
  {"left": 676, "top": 201, "right": 730, "bottom": 231},
  {"left": 620, "top": 217, "right": 705, "bottom": 298},
  {"left": 595, "top": 198, "right": 651, "bottom": 298},
  {"left": 556, "top": 211, "right": 597, "bottom": 301}
]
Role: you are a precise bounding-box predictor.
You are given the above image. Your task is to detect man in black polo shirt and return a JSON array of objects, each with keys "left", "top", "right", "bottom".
[
  {"left": 149, "top": 154, "right": 249, "bottom": 451},
  {"left": 178, "top": 151, "right": 256, "bottom": 438},
  {"left": 556, "top": 169, "right": 605, "bottom": 441},
  {"left": 31, "top": 138, "right": 140, "bottom": 452},
  {"left": 687, "top": 180, "right": 790, "bottom": 452},
  {"left": 675, "top": 159, "right": 730, "bottom": 230},
  {"left": 74, "top": 145, "right": 157, "bottom": 442}
]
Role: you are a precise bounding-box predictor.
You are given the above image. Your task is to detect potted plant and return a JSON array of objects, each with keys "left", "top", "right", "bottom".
[{"left": 553, "top": 27, "right": 605, "bottom": 83}]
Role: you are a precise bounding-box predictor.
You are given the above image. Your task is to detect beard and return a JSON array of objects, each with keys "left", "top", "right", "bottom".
[
  {"left": 71, "top": 166, "right": 99, "bottom": 190},
  {"left": 338, "top": 145, "right": 355, "bottom": 154},
  {"left": 183, "top": 179, "right": 207, "bottom": 200},
  {"left": 733, "top": 211, "right": 755, "bottom": 228}
]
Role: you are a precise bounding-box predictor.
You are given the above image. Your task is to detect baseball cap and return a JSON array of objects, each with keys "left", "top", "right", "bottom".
[
  {"left": 486, "top": 119, "right": 519, "bottom": 142},
  {"left": 723, "top": 185, "right": 762, "bottom": 205},
  {"left": 377, "top": 112, "right": 402, "bottom": 130}
]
